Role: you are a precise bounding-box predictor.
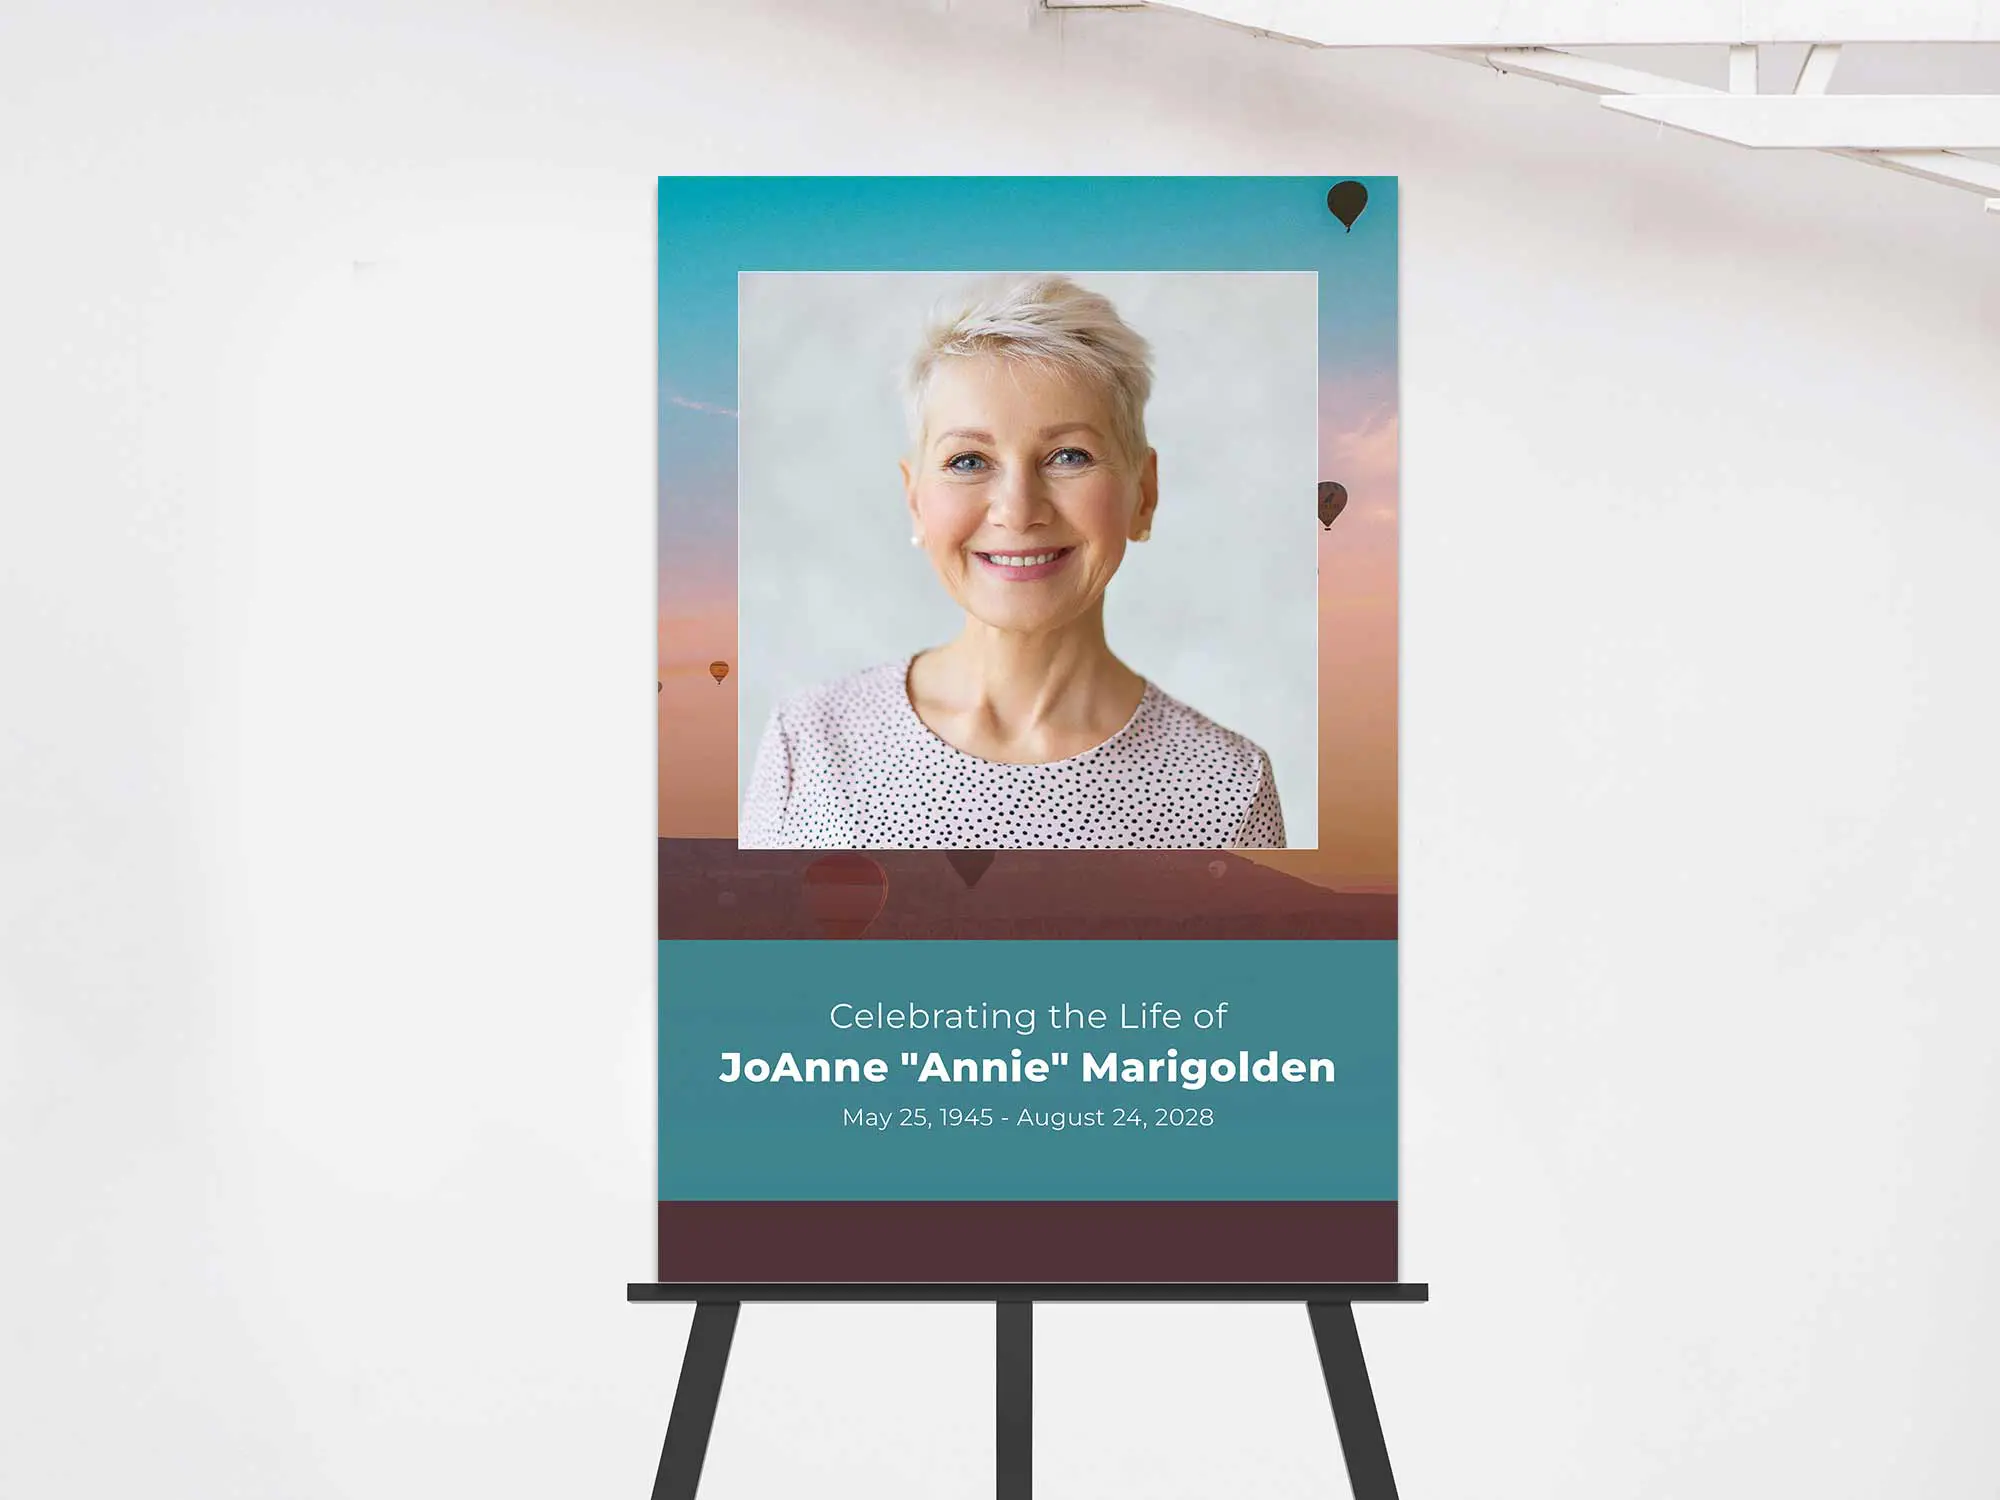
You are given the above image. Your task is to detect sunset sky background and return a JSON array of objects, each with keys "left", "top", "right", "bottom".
[{"left": 659, "top": 176, "right": 1398, "bottom": 891}]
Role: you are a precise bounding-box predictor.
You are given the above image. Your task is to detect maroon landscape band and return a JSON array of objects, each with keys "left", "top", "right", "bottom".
[{"left": 659, "top": 1201, "right": 1396, "bottom": 1282}]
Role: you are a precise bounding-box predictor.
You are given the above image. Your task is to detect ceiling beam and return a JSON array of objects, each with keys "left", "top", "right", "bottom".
[
  {"left": 1451, "top": 47, "right": 2000, "bottom": 199},
  {"left": 1041, "top": 4, "right": 2000, "bottom": 211},
  {"left": 1041, "top": 0, "right": 2000, "bottom": 46},
  {"left": 1794, "top": 44, "right": 1844, "bottom": 95},
  {"left": 1855, "top": 149, "right": 2000, "bottom": 194},
  {"left": 1425, "top": 47, "right": 1712, "bottom": 96},
  {"left": 1730, "top": 44, "right": 1760, "bottom": 94},
  {"left": 1600, "top": 95, "right": 2000, "bottom": 149}
]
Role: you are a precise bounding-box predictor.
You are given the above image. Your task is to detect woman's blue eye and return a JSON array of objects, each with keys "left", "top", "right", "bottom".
[{"left": 944, "top": 448, "right": 1091, "bottom": 474}]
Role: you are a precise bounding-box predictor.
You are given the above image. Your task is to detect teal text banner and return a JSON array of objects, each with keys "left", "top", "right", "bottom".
[{"left": 659, "top": 939, "right": 1395, "bottom": 1202}]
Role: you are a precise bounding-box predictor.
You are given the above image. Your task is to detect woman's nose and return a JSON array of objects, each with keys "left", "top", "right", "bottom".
[{"left": 986, "top": 463, "right": 1051, "bottom": 528}]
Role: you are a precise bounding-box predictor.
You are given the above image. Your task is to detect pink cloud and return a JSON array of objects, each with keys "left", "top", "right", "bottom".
[
  {"left": 1322, "top": 402, "right": 1399, "bottom": 524},
  {"left": 667, "top": 393, "right": 738, "bottom": 418}
]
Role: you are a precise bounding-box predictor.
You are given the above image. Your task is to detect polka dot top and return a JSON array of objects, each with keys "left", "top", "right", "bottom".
[{"left": 740, "top": 655, "right": 1286, "bottom": 851}]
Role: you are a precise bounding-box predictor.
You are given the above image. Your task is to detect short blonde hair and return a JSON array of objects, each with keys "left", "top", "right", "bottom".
[{"left": 902, "top": 273, "right": 1155, "bottom": 469}]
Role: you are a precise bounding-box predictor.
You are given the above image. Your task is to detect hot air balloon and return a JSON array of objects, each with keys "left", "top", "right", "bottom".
[
  {"left": 1208, "top": 859, "right": 1227, "bottom": 879},
  {"left": 1317, "top": 482, "right": 1348, "bottom": 530},
  {"left": 801, "top": 853, "right": 887, "bottom": 939},
  {"left": 708, "top": 660, "right": 730, "bottom": 686},
  {"left": 947, "top": 851, "right": 996, "bottom": 890},
  {"left": 1326, "top": 180, "right": 1368, "bottom": 233}
]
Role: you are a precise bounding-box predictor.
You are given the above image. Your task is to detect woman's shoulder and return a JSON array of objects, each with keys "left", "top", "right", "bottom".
[
  {"left": 1135, "top": 682, "right": 1274, "bottom": 781},
  {"left": 767, "top": 657, "right": 912, "bottom": 732}
]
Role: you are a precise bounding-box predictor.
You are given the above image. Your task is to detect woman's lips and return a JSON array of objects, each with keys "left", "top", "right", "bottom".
[{"left": 972, "top": 546, "right": 1075, "bottom": 582}]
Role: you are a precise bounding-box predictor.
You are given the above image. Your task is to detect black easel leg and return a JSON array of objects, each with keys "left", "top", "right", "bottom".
[
  {"left": 997, "top": 1300, "right": 1032, "bottom": 1500},
  {"left": 1307, "top": 1301, "right": 1398, "bottom": 1500},
  {"left": 652, "top": 1300, "right": 740, "bottom": 1500}
]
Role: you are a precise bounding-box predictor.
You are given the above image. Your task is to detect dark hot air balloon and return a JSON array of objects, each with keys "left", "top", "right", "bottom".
[
  {"left": 1326, "top": 180, "right": 1368, "bottom": 232},
  {"left": 801, "top": 854, "right": 887, "bottom": 939},
  {"left": 708, "top": 660, "right": 730, "bottom": 686},
  {"left": 1317, "top": 482, "right": 1348, "bottom": 529},
  {"left": 947, "top": 851, "right": 996, "bottom": 889}
]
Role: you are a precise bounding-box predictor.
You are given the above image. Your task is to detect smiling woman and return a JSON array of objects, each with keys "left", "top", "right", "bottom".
[{"left": 737, "top": 273, "right": 1285, "bottom": 853}]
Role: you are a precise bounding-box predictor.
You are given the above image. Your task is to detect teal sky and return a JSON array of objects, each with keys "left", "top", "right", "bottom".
[{"left": 659, "top": 175, "right": 1398, "bottom": 566}]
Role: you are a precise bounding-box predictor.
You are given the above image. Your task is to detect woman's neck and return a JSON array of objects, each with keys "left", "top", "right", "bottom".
[{"left": 911, "top": 610, "right": 1147, "bottom": 763}]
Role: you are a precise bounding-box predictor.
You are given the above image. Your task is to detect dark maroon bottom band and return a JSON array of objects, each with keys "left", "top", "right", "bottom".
[{"left": 659, "top": 1201, "right": 1396, "bottom": 1283}]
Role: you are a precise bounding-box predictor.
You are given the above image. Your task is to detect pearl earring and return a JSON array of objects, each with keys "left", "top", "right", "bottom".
[
  {"left": 1135, "top": 525, "right": 1152, "bottom": 542},
  {"left": 910, "top": 534, "right": 923, "bottom": 547}
]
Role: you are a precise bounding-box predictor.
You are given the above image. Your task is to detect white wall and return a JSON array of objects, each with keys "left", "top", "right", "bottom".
[{"left": 2, "top": 2, "right": 1997, "bottom": 1497}]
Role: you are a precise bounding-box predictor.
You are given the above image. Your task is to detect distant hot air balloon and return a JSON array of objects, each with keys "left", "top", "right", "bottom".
[
  {"left": 1317, "top": 482, "right": 1348, "bottom": 530},
  {"left": 708, "top": 660, "right": 730, "bottom": 686},
  {"left": 1208, "top": 859, "right": 1227, "bottom": 879},
  {"left": 801, "top": 854, "right": 887, "bottom": 938},
  {"left": 947, "top": 851, "right": 996, "bottom": 890},
  {"left": 1326, "top": 180, "right": 1368, "bottom": 233}
]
